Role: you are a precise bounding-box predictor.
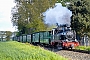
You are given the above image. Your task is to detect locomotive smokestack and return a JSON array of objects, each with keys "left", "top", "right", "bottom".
[{"left": 43, "top": 3, "right": 72, "bottom": 26}]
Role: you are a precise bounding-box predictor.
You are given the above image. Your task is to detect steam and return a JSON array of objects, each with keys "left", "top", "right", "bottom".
[{"left": 43, "top": 3, "right": 72, "bottom": 26}]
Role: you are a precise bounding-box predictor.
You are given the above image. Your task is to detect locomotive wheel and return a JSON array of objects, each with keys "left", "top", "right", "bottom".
[
  {"left": 56, "top": 43, "right": 62, "bottom": 50},
  {"left": 62, "top": 46, "right": 68, "bottom": 50},
  {"left": 57, "top": 46, "right": 62, "bottom": 50},
  {"left": 70, "top": 44, "right": 75, "bottom": 49}
]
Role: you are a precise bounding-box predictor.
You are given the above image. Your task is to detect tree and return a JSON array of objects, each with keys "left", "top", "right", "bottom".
[
  {"left": 11, "top": 0, "right": 60, "bottom": 34},
  {"left": 68, "top": 0, "right": 90, "bottom": 36},
  {"left": 5, "top": 31, "right": 12, "bottom": 41}
]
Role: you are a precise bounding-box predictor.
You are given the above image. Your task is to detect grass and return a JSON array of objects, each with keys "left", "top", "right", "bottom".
[
  {"left": 0, "top": 41, "right": 67, "bottom": 60},
  {"left": 75, "top": 46, "right": 90, "bottom": 51}
]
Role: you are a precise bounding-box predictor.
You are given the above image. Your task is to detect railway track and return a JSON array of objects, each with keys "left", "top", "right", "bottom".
[{"left": 42, "top": 46, "right": 90, "bottom": 60}]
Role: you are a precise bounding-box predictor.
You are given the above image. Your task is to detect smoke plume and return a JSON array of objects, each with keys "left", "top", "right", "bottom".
[{"left": 43, "top": 3, "right": 72, "bottom": 26}]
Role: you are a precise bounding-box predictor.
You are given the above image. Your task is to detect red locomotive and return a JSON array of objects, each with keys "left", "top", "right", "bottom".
[{"left": 50, "top": 24, "right": 79, "bottom": 49}]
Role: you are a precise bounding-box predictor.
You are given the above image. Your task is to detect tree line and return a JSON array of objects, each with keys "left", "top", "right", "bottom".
[
  {"left": 0, "top": 31, "right": 12, "bottom": 41},
  {"left": 11, "top": 0, "right": 90, "bottom": 37},
  {"left": 68, "top": 0, "right": 90, "bottom": 36}
]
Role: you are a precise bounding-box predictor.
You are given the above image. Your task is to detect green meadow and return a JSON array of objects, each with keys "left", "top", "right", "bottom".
[
  {"left": 0, "top": 41, "right": 67, "bottom": 60},
  {"left": 75, "top": 46, "right": 90, "bottom": 51}
]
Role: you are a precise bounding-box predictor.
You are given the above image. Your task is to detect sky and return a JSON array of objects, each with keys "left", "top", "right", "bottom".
[{"left": 0, "top": 0, "right": 17, "bottom": 32}]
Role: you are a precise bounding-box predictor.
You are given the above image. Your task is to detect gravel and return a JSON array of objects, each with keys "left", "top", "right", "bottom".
[
  {"left": 55, "top": 50, "right": 90, "bottom": 60},
  {"left": 43, "top": 47, "right": 90, "bottom": 60}
]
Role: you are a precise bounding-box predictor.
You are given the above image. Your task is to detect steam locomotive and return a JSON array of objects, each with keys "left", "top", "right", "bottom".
[
  {"left": 13, "top": 24, "right": 79, "bottom": 50},
  {"left": 51, "top": 24, "right": 79, "bottom": 49}
]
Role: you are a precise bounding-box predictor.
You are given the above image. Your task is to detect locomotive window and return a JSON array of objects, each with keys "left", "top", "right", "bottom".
[
  {"left": 58, "top": 30, "right": 63, "bottom": 33},
  {"left": 59, "top": 35, "right": 66, "bottom": 40}
]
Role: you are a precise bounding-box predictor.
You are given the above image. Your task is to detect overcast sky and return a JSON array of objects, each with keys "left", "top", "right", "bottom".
[{"left": 0, "top": 0, "right": 17, "bottom": 32}]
